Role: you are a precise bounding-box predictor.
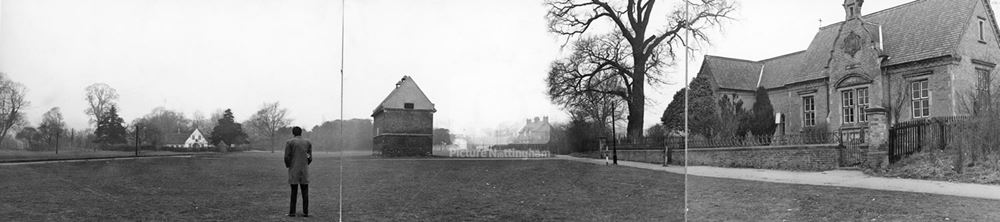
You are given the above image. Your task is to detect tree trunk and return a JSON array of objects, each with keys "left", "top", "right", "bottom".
[{"left": 627, "top": 55, "right": 647, "bottom": 141}]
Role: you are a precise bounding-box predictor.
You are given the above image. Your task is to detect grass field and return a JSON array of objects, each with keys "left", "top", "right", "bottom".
[
  {"left": 686, "top": 175, "right": 1000, "bottom": 221},
  {"left": 4, "top": 152, "right": 1000, "bottom": 221},
  {"left": 0, "top": 149, "right": 193, "bottom": 162},
  {"left": 0, "top": 152, "right": 683, "bottom": 221}
]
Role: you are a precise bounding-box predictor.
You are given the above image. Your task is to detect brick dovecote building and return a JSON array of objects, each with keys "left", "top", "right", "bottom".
[
  {"left": 699, "top": 0, "right": 1000, "bottom": 136},
  {"left": 372, "top": 76, "right": 436, "bottom": 157}
]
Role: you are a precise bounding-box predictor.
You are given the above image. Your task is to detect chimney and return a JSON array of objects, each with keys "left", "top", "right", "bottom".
[
  {"left": 534, "top": 117, "right": 540, "bottom": 123},
  {"left": 526, "top": 118, "right": 532, "bottom": 124},
  {"left": 543, "top": 116, "right": 549, "bottom": 123}
]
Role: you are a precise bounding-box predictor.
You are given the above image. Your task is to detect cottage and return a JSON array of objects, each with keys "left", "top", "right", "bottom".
[
  {"left": 698, "top": 0, "right": 1000, "bottom": 136},
  {"left": 163, "top": 129, "right": 210, "bottom": 148},
  {"left": 372, "top": 76, "right": 436, "bottom": 157}
]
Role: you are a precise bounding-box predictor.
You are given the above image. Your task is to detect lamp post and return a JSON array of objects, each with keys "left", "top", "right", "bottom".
[{"left": 612, "top": 102, "right": 618, "bottom": 165}]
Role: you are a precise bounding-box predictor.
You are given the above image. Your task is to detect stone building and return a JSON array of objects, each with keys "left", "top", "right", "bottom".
[
  {"left": 698, "top": 0, "right": 1000, "bottom": 136},
  {"left": 514, "top": 116, "right": 552, "bottom": 144},
  {"left": 372, "top": 76, "right": 436, "bottom": 157}
]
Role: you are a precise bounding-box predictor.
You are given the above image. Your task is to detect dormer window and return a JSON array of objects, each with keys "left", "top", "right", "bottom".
[{"left": 404, "top": 103, "right": 414, "bottom": 109}]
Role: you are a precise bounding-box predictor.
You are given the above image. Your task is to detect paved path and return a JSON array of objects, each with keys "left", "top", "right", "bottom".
[{"left": 556, "top": 155, "right": 1000, "bottom": 201}]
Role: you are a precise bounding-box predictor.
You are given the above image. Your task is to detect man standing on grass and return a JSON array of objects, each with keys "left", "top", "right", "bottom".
[{"left": 284, "top": 126, "right": 312, "bottom": 217}]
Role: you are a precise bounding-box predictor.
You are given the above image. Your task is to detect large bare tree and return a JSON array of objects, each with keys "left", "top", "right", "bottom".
[
  {"left": 247, "top": 102, "right": 291, "bottom": 153},
  {"left": 546, "top": 0, "right": 735, "bottom": 139},
  {"left": 547, "top": 37, "right": 627, "bottom": 136},
  {"left": 39, "top": 107, "right": 66, "bottom": 149},
  {"left": 84, "top": 83, "right": 120, "bottom": 124},
  {"left": 0, "top": 73, "right": 29, "bottom": 149}
]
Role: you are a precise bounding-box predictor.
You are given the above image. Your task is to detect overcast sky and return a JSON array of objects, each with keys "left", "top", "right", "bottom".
[{"left": 1, "top": 0, "right": 920, "bottom": 136}]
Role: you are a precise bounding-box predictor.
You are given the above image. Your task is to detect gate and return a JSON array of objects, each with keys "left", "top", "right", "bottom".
[{"left": 838, "top": 129, "right": 866, "bottom": 167}]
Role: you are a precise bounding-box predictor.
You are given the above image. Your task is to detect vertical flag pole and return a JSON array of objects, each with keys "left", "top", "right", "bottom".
[
  {"left": 683, "top": 0, "right": 691, "bottom": 220},
  {"left": 338, "top": 0, "right": 346, "bottom": 221}
]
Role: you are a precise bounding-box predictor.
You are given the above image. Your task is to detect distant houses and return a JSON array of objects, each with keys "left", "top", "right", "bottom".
[
  {"left": 372, "top": 76, "right": 436, "bottom": 157},
  {"left": 514, "top": 116, "right": 551, "bottom": 144},
  {"left": 163, "top": 129, "right": 210, "bottom": 148}
]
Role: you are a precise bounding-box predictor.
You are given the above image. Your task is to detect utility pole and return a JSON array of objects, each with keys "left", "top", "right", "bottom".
[{"left": 135, "top": 125, "right": 140, "bottom": 157}]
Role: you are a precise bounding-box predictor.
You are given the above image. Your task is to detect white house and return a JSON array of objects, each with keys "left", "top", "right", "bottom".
[{"left": 165, "top": 129, "right": 210, "bottom": 148}]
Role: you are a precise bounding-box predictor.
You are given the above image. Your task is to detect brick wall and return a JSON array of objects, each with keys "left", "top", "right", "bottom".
[
  {"left": 373, "top": 109, "right": 433, "bottom": 135},
  {"left": 374, "top": 135, "right": 432, "bottom": 157},
  {"left": 667, "top": 144, "right": 840, "bottom": 171}
]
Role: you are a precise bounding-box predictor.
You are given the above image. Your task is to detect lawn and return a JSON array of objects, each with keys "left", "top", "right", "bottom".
[
  {"left": 686, "top": 175, "right": 1000, "bottom": 221},
  {"left": 0, "top": 149, "right": 193, "bottom": 162},
  {"left": 0, "top": 152, "right": 684, "bottom": 221},
  {"left": 6, "top": 152, "right": 1000, "bottom": 221}
]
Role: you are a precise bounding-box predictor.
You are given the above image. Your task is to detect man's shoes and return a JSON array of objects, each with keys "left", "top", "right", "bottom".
[
  {"left": 286, "top": 213, "right": 296, "bottom": 217},
  {"left": 302, "top": 214, "right": 311, "bottom": 217}
]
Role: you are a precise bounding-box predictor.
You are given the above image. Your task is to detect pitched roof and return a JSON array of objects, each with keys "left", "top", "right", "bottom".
[
  {"left": 372, "top": 76, "right": 436, "bottom": 116},
  {"left": 799, "top": 0, "right": 977, "bottom": 72},
  {"left": 164, "top": 129, "right": 206, "bottom": 145},
  {"left": 164, "top": 132, "right": 191, "bottom": 145},
  {"left": 701, "top": 56, "right": 763, "bottom": 91},
  {"left": 759, "top": 51, "right": 806, "bottom": 88},
  {"left": 702, "top": 0, "right": 983, "bottom": 89}
]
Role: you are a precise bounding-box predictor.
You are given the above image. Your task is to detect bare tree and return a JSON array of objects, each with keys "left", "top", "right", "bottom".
[
  {"left": 0, "top": 73, "right": 30, "bottom": 149},
  {"left": 84, "top": 83, "right": 120, "bottom": 124},
  {"left": 548, "top": 33, "right": 630, "bottom": 137},
  {"left": 889, "top": 82, "right": 908, "bottom": 125},
  {"left": 247, "top": 102, "right": 292, "bottom": 153},
  {"left": 39, "top": 107, "right": 66, "bottom": 150},
  {"left": 191, "top": 110, "right": 219, "bottom": 136},
  {"left": 546, "top": 0, "right": 735, "bottom": 139}
]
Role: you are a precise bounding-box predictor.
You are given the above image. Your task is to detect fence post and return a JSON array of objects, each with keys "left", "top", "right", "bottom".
[{"left": 937, "top": 119, "right": 946, "bottom": 150}]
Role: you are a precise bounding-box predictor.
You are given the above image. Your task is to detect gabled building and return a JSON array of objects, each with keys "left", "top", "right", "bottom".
[
  {"left": 698, "top": 0, "right": 1000, "bottom": 136},
  {"left": 372, "top": 76, "right": 436, "bottom": 157},
  {"left": 514, "top": 116, "right": 552, "bottom": 144},
  {"left": 164, "top": 129, "right": 210, "bottom": 148}
]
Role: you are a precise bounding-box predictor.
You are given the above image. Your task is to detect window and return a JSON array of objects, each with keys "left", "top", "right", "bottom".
[
  {"left": 842, "top": 90, "right": 855, "bottom": 123},
  {"left": 978, "top": 68, "right": 992, "bottom": 95},
  {"left": 803, "top": 96, "right": 816, "bottom": 127},
  {"left": 977, "top": 68, "right": 993, "bottom": 113},
  {"left": 980, "top": 18, "right": 987, "bottom": 42},
  {"left": 841, "top": 87, "right": 869, "bottom": 124},
  {"left": 404, "top": 103, "right": 414, "bottom": 109},
  {"left": 911, "top": 80, "right": 930, "bottom": 118},
  {"left": 857, "top": 88, "right": 870, "bottom": 122}
]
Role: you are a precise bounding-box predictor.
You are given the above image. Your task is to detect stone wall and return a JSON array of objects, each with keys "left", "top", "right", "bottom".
[
  {"left": 671, "top": 144, "right": 840, "bottom": 171},
  {"left": 606, "top": 144, "right": 840, "bottom": 171},
  {"left": 605, "top": 150, "right": 667, "bottom": 165}
]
